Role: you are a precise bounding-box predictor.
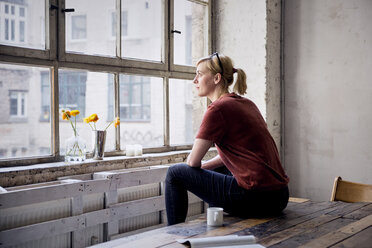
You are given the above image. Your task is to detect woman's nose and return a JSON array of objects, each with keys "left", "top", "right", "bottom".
[{"left": 193, "top": 75, "right": 198, "bottom": 84}]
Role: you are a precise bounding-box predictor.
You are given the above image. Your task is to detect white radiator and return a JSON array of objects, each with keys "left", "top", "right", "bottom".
[{"left": 0, "top": 167, "right": 204, "bottom": 247}]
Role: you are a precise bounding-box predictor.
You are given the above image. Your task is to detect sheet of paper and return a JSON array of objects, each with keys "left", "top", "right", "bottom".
[{"left": 177, "top": 235, "right": 264, "bottom": 248}]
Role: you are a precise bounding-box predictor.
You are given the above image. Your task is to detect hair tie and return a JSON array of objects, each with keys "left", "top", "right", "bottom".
[{"left": 232, "top": 68, "right": 238, "bottom": 73}]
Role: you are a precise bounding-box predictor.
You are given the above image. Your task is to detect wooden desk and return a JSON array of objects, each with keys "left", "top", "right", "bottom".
[{"left": 92, "top": 199, "right": 372, "bottom": 248}]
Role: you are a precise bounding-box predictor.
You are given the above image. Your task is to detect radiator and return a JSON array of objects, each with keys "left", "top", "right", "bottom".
[{"left": 0, "top": 183, "right": 204, "bottom": 247}]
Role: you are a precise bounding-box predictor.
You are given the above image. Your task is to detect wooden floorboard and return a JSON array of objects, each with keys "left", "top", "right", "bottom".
[
  {"left": 298, "top": 213, "right": 372, "bottom": 248},
  {"left": 233, "top": 200, "right": 342, "bottom": 239},
  {"left": 91, "top": 202, "right": 372, "bottom": 248},
  {"left": 268, "top": 216, "right": 355, "bottom": 247},
  {"left": 238, "top": 202, "right": 371, "bottom": 247},
  {"left": 330, "top": 225, "right": 372, "bottom": 248}
]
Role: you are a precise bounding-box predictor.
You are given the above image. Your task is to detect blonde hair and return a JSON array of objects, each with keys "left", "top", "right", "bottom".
[{"left": 196, "top": 53, "right": 247, "bottom": 95}]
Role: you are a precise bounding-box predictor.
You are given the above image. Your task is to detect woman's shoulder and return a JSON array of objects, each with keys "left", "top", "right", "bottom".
[{"left": 213, "top": 93, "right": 253, "bottom": 107}]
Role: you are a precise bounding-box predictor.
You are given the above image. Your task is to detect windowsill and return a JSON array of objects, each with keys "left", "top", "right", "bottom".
[
  {"left": 0, "top": 148, "right": 218, "bottom": 188},
  {"left": 8, "top": 116, "right": 28, "bottom": 123}
]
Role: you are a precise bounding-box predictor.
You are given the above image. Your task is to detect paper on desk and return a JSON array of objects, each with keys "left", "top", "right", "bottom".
[{"left": 177, "top": 235, "right": 265, "bottom": 248}]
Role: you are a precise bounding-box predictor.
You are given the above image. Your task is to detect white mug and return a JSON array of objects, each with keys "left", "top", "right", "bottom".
[{"left": 207, "top": 207, "right": 224, "bottom": 226}]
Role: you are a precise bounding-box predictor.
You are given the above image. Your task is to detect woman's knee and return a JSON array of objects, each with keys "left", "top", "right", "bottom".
[{"left": 166, "top": 163, "right": 189, "bottom": 182}]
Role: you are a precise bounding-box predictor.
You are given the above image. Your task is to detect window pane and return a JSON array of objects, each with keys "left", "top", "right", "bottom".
[
  {"left": 0, "top": 63, "right": 51, "bottom": 159},
  {"left": 121, "top": 0, "right": 163, "bottom": 62},
  {"left": 19, "top": 20, "right": 25, "bottom": 42},
  {"left": 169, "top": 79, "right": 205, "bottom": 145},
  {"left": 66, "top": 0, "right": 116, "bottom": 57},
  {"left": 71, "top": 15, "right": 86, "bottom": 40},
  {"left": 174, "top": 0, "right": 208, "bottom": 66},
  {"left": 59, "top": 70, "right": 115, "bottom": 155},
  {"left": 0, "top": 0, "right": 45, "bottom": 49},
  {"left": 119, "top": 75, "right": 163, "bottom": 147}
]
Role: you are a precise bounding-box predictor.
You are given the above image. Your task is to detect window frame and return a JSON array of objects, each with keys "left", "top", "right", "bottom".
[{"left": 0, "top": 0, "right": 211, "bottom": 167}]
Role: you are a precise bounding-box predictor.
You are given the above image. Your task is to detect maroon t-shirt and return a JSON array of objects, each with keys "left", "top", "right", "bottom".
[{"left": 196, "top": 93, "right": 289, "bottom": 190}]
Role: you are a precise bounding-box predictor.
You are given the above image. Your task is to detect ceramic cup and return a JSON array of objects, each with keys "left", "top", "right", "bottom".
[{"left": 207, "top": 207, "right": 224, "bottom": 226}]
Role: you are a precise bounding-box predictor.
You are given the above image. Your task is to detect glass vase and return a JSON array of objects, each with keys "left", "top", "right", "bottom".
[{"left": 65, "top": 133, "right": 87, "bottom": 162}]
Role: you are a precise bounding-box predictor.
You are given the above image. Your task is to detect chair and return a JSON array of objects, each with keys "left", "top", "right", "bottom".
[{"left": 330, "top": 176, "right": 372, "bottom": 202}]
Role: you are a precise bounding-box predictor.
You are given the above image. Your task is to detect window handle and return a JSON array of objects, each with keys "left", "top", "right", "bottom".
[
  {"left": 171, "top": 30, "right": 181, "bottom": 34},
  {"left": 50, "top": 4, "right": 58, "bottom": 10},
  {"left": 49, "top": 5, "right": 75, "bottom": 13},
  {"left": 62, "top": 8, "right": 75, "bottom": 13}
]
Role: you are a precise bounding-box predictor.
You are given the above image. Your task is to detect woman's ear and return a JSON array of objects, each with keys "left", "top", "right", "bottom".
[{"left": 214, "top": 73, "right": 222, "bottom": 85}]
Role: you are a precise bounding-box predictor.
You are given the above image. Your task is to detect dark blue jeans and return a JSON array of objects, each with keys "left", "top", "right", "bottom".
[{"left": 165, "top": 163, "right": 289, "bottom": 225}]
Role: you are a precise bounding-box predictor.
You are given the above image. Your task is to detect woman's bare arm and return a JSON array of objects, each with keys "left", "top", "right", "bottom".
[{"left": 186, "top": 138, "right": 213, "bottom": 168}]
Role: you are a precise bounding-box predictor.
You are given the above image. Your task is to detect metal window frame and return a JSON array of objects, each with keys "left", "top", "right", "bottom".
[{"left": 0, "top": 0, "right": 211, "bottom": 167}]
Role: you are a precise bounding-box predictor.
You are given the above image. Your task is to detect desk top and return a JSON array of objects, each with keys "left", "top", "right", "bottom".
[{"left": 93, "top": 199, "right": 372, "bottom": 248}]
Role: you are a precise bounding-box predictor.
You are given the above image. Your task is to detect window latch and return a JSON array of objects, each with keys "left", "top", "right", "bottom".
[
  {"left": 171, "top": 30, "right": 181, "bottom": 34},
  {"left": 50, "top": 4, "right": 58, "bottom": 10},
  {"left": 62, "top": 8, "right": 75, "bottom": 13},
  {"left": 50, "top": 5, "right": 75, "bottom": 13}
]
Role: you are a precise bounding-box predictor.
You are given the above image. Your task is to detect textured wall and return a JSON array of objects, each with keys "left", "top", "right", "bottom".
[
  {"left": 284, "top": 0, "right": 372, "bottom": 200},
  {"left": 214, "top": 0, "right": 267, "bottom": 117},
  {"left": 214, "top": 0, "right": 282, "bottom": 154}
]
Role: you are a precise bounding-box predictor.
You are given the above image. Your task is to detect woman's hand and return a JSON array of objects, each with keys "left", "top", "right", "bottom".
[
  {"left": 186, "top": 138, "right": 213, "bottom": 167},
  {"left": 201, "top": 155, "right": 225, "bottom": 170}
]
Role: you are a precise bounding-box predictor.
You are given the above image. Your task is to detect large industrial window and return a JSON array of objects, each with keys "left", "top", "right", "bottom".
[{"left": 0, "top": 0, "right": 211, "bottom": 166}]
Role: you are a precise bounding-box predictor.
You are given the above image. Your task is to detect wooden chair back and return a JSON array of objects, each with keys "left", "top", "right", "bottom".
[{"left": 330, "top": 176, "right": 372, "bottom": 203}]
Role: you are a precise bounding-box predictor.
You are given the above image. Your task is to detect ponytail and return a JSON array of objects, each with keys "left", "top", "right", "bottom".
[{"left": 233, "top": 68, "right": 247, "bottom": 95}]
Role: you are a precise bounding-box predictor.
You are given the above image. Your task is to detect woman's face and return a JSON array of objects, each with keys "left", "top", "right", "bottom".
[{"left": 193, "top": 62, "right": 217, "bottom": 98}]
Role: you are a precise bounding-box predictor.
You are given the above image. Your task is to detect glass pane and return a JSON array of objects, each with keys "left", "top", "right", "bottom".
[
  {"left": 59, "top": 70, "right": 115, "bottom": 155},
  {"left": 0, "top": 0, "right": 45, "bottom": 49},
  {"left": 174, "top": 0, "right": 207, "bottom": 66},
  {"left": 0, "top": 63, "right": 51, "bottom": 159},
  {"left": 169, "top": 79, "right": 206, "bottom": 145},
  {"left": 121, "top": 0, "right": 163, "bottom": 62},
  {"left": 120, "top": 75, "right": 163, "bottom": 147},
  {"left": 65, "top": 0, "right": 116, "bottom": 57}
]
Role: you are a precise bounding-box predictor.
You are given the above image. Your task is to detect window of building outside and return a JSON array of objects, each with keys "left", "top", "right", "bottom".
[
  {"left": 0, "top": 63, "right": 51, "bottom": 159},
  {"left": 9, "top": 90, "right": 27, "bottom": 117},
  {"left": 0, "top": 0, "right": 44, "bottom": 49},
  {"left": 0, "top": 0, "right": 210, "bottom": 164},
  {"left": 111, "top": 11, "right": 128, "bottom": 37},
  {"left": 71, "top": 15, "right": 87, "bottom": 40}
]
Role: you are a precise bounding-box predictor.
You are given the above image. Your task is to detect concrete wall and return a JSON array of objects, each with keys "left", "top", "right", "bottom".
[
  {"left": 284, "top": 0, "right": 372, "bottom": 200},
  {"left": 214, "top": 0, "right": 267, "bottom": 117},
  {"left": 214, "top": 0, "right": 282, "bottom": 153}
]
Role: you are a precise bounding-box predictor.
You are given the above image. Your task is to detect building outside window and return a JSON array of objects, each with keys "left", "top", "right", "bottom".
[
  {"left": 58, "top": 71, "right": 87, "bottom": 118},
  {"left": 71, "top": 15, "right": 87, "bottom": 40},
  {"left": 40, "top": 72, "right": 50, "bottom": 121},
  {"left": 111, "top": 10, "right": 128, "bottom": 37},
  {"left": 120, "top": 75, "right": 150, "bottom": 121},
  {"left": 0, "top": 0, "right": 210, "bottom": 164}
]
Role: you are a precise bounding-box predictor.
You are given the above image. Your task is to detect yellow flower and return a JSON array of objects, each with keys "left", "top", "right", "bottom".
[
  {"left": 89, "top": 114, "right": 99, "bottom": 123},
  {"left": 70, "top": 110, "right": 80, "bottom": 116},
  {"left": 114, "top": 117, "right": 120, "bottom": 128},
  {"left": 61, "top": 110, "right": 71, "bottom": 120},
  {"left": 83, "top": 117, "right": 90, "bottom": 123}
]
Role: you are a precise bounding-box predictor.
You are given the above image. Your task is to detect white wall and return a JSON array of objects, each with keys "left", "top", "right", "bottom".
[
  {"left": 214, "top": 0, "right": 267, "bottom": 118},
  {"left": 284, "top": 0, "right": 372, "bottom": 200}
]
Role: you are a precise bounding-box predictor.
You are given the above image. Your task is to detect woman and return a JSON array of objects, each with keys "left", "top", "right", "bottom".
[{"left": 165, "top": 53, "right": 289, "bottom": 225}]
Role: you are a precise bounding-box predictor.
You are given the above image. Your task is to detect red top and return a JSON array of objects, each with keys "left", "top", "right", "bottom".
[{"left": 196, "top": 93, "right": 289, "bottom": 190}]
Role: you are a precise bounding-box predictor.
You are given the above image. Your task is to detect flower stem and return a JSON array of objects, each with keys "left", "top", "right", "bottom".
[{"left": 104, "top": 121, "right": 114, "bottom": 131}]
